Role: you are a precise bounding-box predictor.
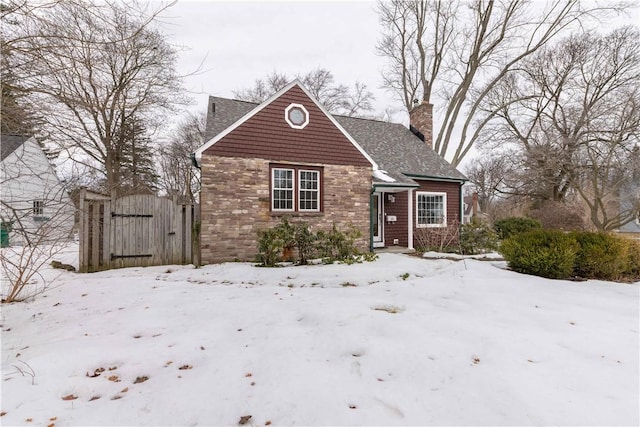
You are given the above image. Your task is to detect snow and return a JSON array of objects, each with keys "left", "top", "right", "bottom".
[
  {"left": 422, "top": 251, "right": 504, "bottom": 261},
  {"left": 1, "top": 245, "right": 638, "bottom": 426},
  {"left": 373, "top": 169, "right": 395, "bottom": 183}
]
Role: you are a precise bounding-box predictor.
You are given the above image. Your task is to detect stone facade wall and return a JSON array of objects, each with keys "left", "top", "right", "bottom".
[{"left": 200, "top": 155, "right": 372, "bottom": 264}]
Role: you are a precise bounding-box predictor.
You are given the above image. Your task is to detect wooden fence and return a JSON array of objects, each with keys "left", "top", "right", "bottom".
[{"left": 79, "top": 189, "right": 195, "bottom": 272}]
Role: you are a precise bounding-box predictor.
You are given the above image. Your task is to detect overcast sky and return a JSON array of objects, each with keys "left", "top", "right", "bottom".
[
  {"left": 162, "top": 1, "right": 397, "bottom": 119},
  {"left": 160, "top": 0, "right": 639, "bottom": 166}
]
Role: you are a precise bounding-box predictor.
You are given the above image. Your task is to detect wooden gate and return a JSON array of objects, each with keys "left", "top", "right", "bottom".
[{"left": 79, "top": 189, "right": 195, "bottom": 272}]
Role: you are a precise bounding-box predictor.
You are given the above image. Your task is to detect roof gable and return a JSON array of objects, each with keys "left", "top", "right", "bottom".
[
  {"left": 195, "top": 88, "right": 466, "bottom": 184},
  {"left": 195, "top": 80, "right": 376, "bottom": 168},
  {"left": 1, "top": 134, "right": 31, "bottom": 161}
]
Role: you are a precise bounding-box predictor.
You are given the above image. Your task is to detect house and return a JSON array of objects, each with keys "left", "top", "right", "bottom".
[
  {"left": 462, "top": 192, "right": 480, "bottom": 224},
  {"left": 0, "top": 134, "right": 75, "bottom": 246},
  {"left": 616, "top": 182, "right": 640, "bottom": 239},
  {"left": 193, "top": 80, "right": 466, "bottom": 263}
]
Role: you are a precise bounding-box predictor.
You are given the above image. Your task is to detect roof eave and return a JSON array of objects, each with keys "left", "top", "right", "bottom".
[{"left": 403, "top": 173, "right": 468, "bottom": 183}]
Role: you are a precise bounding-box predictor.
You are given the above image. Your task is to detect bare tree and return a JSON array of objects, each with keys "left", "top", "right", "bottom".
[
  {"left": 4, "top": 0, "right": 187, "bottom": 195},
  {"left": 480, "top": 27, "right": 640, "bottom": 231},
  {"left": 463, "top": 155, "right": 509, "bottom": 214},
  {"left": 233, "top": 68, "right": 375, "bottom": 117},
  {"left": 157, "top": 113, "right": 205, "bottom": 204},
  {"left": 376, "top": 0, "right": 628, "bottom": 165}
]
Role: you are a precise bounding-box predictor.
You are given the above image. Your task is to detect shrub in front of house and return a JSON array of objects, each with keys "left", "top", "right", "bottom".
[
  {"left": 494, "top": 217, "right": 542, "bottom": 240},
  {"left": 256, "top": 228, "right": 285, "bottom": 267},
  {"left": 499, "top": 229, "right": 580, "bottom": 279},
  {"left": 315, "top": 223, "right": 362, "bottom": 263},
  {"left": 570, "top": 232, "right": 629, "bottom": 280},
  {"left": 414, "top": 220, "right": 460, "bottom": 253},
  {"left": 293, "top": 221, "right": 316, "bottom": 265},
  {"left": 460, "top": 219, "right": 499, "bottom": 255},
  {"left": 256, "top": 218, "right": 366, "bottom": 267}
]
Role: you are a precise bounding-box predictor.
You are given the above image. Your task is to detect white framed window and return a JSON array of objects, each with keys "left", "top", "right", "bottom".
[
  {"left": 271, "top": 165, "right": 322, "bottom": 213},
  {"left": 416, "top": 192, "right": 447, "bottom": 227},
  {"left": 298, "top": 170, "right": 319, "bottom": 211},
  {"left": 284, "top": 103, "right": 310, "bottom": 129},
  {"left": 272, "top": 168, "right": 294, "bottom": 211}
]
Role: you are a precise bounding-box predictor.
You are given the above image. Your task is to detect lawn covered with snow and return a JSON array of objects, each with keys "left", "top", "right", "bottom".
[{"left": 1, "top": 246, "right": 638, "bottom": 426}]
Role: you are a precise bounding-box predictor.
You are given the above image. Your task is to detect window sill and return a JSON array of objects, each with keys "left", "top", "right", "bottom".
[{"left": 270, "top": 212, "right": 324, "bottom": 218}]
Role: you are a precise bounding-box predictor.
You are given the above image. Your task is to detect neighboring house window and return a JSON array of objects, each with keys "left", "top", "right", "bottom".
[
  {"left": 271, "top": 165, "right": 322, "bottom": 213},
  {"left": 417, "top": 192, "right": 446, "bottom": 227},
  {"left": 33, "top": 200, "right": 49, "bottom": 222},
  {"left": 33, "top": 200, "right": 44, "bottom": 216}
]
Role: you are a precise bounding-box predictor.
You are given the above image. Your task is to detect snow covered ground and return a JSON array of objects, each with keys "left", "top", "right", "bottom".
[{"left": 1, "top": 245, "right": 638, "bottom": 426}]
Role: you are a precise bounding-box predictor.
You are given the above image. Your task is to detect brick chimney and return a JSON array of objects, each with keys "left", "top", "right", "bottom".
[{"left": 409, "top": 101, "right": 433, "bottom": 149}]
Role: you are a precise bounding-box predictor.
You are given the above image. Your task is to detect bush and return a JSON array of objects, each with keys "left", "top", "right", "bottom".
[
  {"left": 414, "top": 220, "right": 460, "bottom": 253},
  {"left": 460, "top": 219, "right": 499, "bottom": 255},
  {"left": 494, "top": 217, "right": 542, "bottom": 240},
  {"left": 529, "top": 200, "right": 586, "bottom": 231},
  {"left": 499, "top": 230, "right": 580, "bottom": 279},
  {"left": 316, "top": 223, "right": 361, "bottom": 262},
  {"left": 293, "top": 222, "right": 315, "bottom": 265},
  {"left": 623, "top": 239, "right": 640, "bottom": 280},
  {"left": 256, "top": 228, "right": 284, "bottom": 267},
  {"left": 570, "top": 232, "right": 628, "bottom": 280},
  {"left": 257, "top": 219, "right": 366, "bottom": 266}
]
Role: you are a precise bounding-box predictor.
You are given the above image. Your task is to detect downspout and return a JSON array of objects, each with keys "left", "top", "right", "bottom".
[
  {"left": 459, "top": 182, "right": 464, "bottom": 224},
  {"left": 408, "top": 188, "right": 414, "bottom": 250}
]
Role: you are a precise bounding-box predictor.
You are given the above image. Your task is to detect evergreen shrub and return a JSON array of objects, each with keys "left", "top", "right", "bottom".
[
  {"left": 494, "top": 217, "right": 542, "bottom": 240},
  {"left": 460, "top": 219, "right": 499, "bottom": 255},
  {"left": 499, "top": 229, "right": 579, "bottom": 279},
  {"left": 570, "top": 232, "right": 628, "bottom": 280}
]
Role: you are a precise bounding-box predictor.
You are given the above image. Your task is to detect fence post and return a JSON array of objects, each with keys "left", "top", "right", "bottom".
[{"left": 79, "top": 187, "right": 87, "bottom": 272}]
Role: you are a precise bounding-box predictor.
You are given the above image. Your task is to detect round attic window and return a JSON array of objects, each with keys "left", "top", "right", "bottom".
[{"left": 285, "top": 103, "right": 309, "bottom": 129}]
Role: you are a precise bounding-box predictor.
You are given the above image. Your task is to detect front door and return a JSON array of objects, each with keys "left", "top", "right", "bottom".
[{"left": 373, "top": 193, "right": 384, "bottom": 247}]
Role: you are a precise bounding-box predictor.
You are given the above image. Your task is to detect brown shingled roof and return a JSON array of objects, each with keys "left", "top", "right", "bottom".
[{"left": 1, "top": 134, "right": 31, "bottom": 161}]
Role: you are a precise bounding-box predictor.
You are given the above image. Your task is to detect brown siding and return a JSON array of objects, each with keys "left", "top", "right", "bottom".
[
  {"left": 383, "top": 192, "right": 409, "bottom": 247},
  {"left": 378, "top": 181, "right": 461, "bottom": 249},
  {"left": 200, "top": 156, "right": 371, "bottom": 263},
  {"left": 412, "top": 180, "right": 462, "bottom": 248},
  {"left": 204, "top": 85, "right": 371, "bottom": 167},
  {"left": 413, "top": 180, "right": 461, "bottom": 224}
]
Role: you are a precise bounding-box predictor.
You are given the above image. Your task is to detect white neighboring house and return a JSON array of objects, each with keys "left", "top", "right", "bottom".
[{"left": 1, "top": 135, "right": 75, "bottom": 246}]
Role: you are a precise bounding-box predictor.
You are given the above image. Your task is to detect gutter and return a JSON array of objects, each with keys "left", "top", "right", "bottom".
[
  {"left": 459, "top": 182, "right": 464, "bottom": 225},
  {"left": 403, "top": 173, "right": 468, "bottom": 183},
  {"left": 372, "top": 182, "right": 419, "bottom": 190}
]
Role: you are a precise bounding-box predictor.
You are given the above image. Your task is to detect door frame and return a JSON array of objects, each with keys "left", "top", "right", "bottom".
[{"left": 373, "top": 192, "right": 384, "bottom": 248}]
